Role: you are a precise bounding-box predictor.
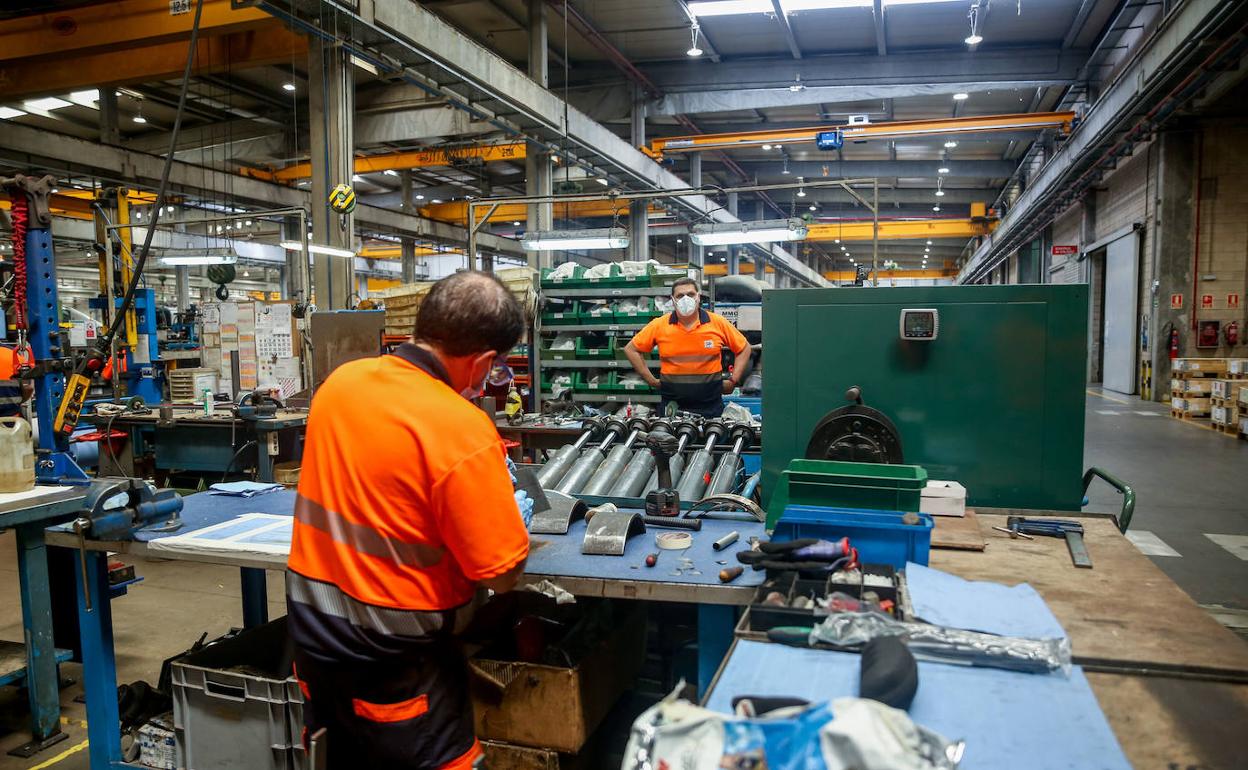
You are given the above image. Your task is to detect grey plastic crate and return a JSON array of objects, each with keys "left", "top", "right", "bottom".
[
  {"left": 171, "top": 618, "right": 301, "bottom": 770},
  {"left": 285, "top": 678, "right": 307, "bottom": 770}
]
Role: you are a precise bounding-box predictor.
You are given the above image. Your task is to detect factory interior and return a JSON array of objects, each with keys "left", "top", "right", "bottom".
[{"left": 1, "top": 0, "right": 1247, "bottom": 768}]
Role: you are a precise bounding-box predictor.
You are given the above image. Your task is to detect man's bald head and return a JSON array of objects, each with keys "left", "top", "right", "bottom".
[{"left": 414, "top": 271, "right": 525, "bottom": 358}]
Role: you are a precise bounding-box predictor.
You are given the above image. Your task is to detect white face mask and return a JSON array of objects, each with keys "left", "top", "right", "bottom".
[{"left": 674, "top": 295, "right": 698, "bottom": 317}]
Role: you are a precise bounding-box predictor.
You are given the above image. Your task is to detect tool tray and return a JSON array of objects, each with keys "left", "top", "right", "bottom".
[{"left": 736, "top": 564, "right": 911, "bottom": 639}]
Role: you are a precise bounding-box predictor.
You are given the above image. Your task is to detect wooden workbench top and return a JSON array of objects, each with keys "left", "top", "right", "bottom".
[{"left": 931, "top": 513, "right": 1248, "bottom": 676}]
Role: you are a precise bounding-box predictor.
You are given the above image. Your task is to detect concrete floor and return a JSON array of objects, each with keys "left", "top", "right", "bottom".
[{"left": 0, "top": 391, "right": 1245, "bottom": 769}]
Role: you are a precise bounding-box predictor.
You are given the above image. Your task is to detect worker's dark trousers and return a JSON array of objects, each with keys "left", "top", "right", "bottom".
[
  {"left": 660, "top": 397, "right": 725, "bottom": 418},
  {"left": 294, "top": 642, "right": 481, "bottom": 770}
]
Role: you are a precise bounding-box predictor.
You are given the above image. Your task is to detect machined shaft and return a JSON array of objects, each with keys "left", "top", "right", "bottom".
[
  {"left": 554, "top": 423, "right": 623, "bottom": 495},
  {"left": 580, "top": 431, "right": 642, "bottom": 496},
  {"left": 675, "top": 433, "right": 721, "bottom": 503},
  {"left": 706, "top": 435, "right": 748, "bottom": 496},
  {"left": 608, "top": 448, "right": 656, "bottom": 498},
  {"left": 536, "top": 428, "right": 596, "bottom": 488}
]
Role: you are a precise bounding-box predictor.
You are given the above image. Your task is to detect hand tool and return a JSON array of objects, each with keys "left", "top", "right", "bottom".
[
  {"left": 607, "top": 418, "right": 670, "bottom": 498},
  {"left": 705, "top": 423, "right": 758, "bottom": 496},
  {"left": 675, "top": 419, "right": 728, "bottom": 503},
  {"left": 1004, "top": 516, "right": 1093, "bottom": 568},
  {"left": 554, "top": 416, "right": 628, "bottom": 495},
  {"left": 736, "top": 537, "right": 858, "bottom": 573},
  {"left": 643, "top": 428, "right": 682, "bottom": 517},
  {"left": 580, "top": 416, "right": 651, "bottom": 496},
  {"left": 712, "top": 531, "right": 740, "bottom": 551},
  {"left": 641, "top": 515, "right": 701, "bottom": 531},
  {"left": 719, "top": 566, "right": 745, "bottom": 583},
  {"left": 535, "top": 417, "right": 603, "bottom": 488},
  {"left": 644, "top": 419, "right": 698, "bottom": 493},
  {"left": 991, "top": 525, "right": 1034, "bottom": 540},
  {"left": 232, "top": 387, "right": 282, "bottom": 420}
]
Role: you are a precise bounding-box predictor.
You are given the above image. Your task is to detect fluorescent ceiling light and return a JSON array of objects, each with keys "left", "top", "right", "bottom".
[
  {"left": 596, "top": 178, "right": 610, "bottom": 186},
  {"left": 952, "top": 92, "right": 969, "bottom": 101},
  {"left": 383, "top": 169, "right": 399, "bottom": 176},
  {"left": 938, "top": 167, "right": 950, "bottom": 174},
  {"left": 133, "top": 114, "right": 147, "bottom": 124},
  {"left": 935, "top": 189, "right": 945, "bottom": 197},
  {"left": 25, "top": 97, "right": 71, "bottom": 111},
  {"left": 160, "top": 252, "right": 237, "bottom": 266},
  {"left": 69, "top": 89, "right": 100, "bottom": 108},
  {"left": 688, "top": 0, "right": 769, "bottom": 16},
  {"left": 522, "top": 227, "right": 630, "bottom": 251},
  {"left": 279, "top": 241, "right": 357, "bottom": 258},
  {"left": 691, "top": 218, "right": 807, "bottom": 246},
  {"left": 964, "top": 33, "right": 983, "bottom": 45},
  {"left": 0, "top": 107, "right": 27, "bottom": 120},
  {"left": 283, "top": 82, "right": 297, "bottom": 92}
]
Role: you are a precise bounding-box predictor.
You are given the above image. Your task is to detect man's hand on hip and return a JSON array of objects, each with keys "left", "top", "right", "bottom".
[
  {"left": 645, "top": 373, "right": 662, "bottom": 388},
  {"left": 722, "top": 379, "right": 737, "bottom": 394}
]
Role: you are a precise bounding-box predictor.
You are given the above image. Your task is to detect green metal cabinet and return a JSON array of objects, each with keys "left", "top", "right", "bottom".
[{"left": 761, "top": 285, "right": 1089, "bottom": 512}]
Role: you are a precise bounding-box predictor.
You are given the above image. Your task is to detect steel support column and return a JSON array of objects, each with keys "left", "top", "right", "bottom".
[
  {"left": 726, "top": 191, "right": 739, "bottom": 274},
  {"left": 629, "top": 84, "right": 649, "bottom": 262},
  {"left": 175, "top": 266, "right": 190, "bottom": 311},
  {"left": 400, "top": 171, "right": 419, "bottom": 282},
  {"left": 526, "top": 0, "right": 553, "bottom": 269},
  {"left": 97, "top": 89, "right": 120, "bottom": 146},
  {"left": 688, "top": 152, "right": 704, "bottom": 270},
  {"left": 308, "top": 41, "right": 356, "bottom": 308}
]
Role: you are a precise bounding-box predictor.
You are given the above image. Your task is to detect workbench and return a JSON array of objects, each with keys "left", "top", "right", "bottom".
[
  {"left": 82, "top": 407, "right": 308, "bottom": 482},
  {"left": 0, "top": 485, "right": 88, "bottom": 757},
  {"left": 45, "top": 489, "right": 767, "bottom": 770},
  {"left": 494, "top": 419, "right": 580, "bottom": 460}
]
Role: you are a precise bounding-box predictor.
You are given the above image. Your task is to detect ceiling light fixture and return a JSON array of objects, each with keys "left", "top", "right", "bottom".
[
  {"left": 953, "top": 92, "right": 969, "bottom": 101},
  {"left": 935, "top": 189, "right": 945, "bottom": 197},
  {"left": 133, "top": 100, "right": 147, "bottom": 124},
  {"left": 796, "top": 177, "right": 807, "bottom": 198},
  {"left": 809, "top": 204, "right": 817, "bottom": 211},
  {"left": 160, "top": 252, "right": 237, "bottom": 266},
  {"left": 415, "top": 194, "right": 426, "bottom": 200},
  {"left": 25, "top": 97, "right": 72, "bottom": 111},
  {"left": 781, "top": 157, "right": 791, "bottom": 175},
  {"left": 0, "top": 107, "right": 27, "bottom": 120},
  {"left": 938, "top": 166, "right": 950, "bottom": 174},
  {"left": 68, "top": 89, "right": 100, "bottom": 108},
  {"left": 431, "top": 199, "right": 442, "bottom": 204},
  {"left": 513, "top": 221, "right": 522, "bottom": 226},
  {"left": 383, "top": 169, "right": 399, "bottom": 176},
  {"left": 279, "top": 241, "right": 358, "bottom": 258},
  {"left": 283, "top": 82, "right": 297, "bottom": 92},
  {"left": 932, "top": 204, "right": 941, "bottom": 212},
  {"left": 944, "top": 140, "right": 957, "bottom": 148},
  {"left": 352, "top": 174, "right": 363, "bottom": 182},
  {"left": 789, "top": 74, "right": 806, "bottom": 93},
  {"left": 762, "top": 144, "right": 772, "bottom": 151},
  {"left": 596, "top": 178, "right": 610, "bottom": 186},
  {"left": 687, "top": 23, "right": 704, "bottom": 56},
  {"left": 692, "top": 218, "right": 807, "bottom": 246},
  {"left": 521, "top": 227, "right": 630, "bottom": 251},
  {"left": 964, "top": 3, "right": 983, "bottom": 45}
]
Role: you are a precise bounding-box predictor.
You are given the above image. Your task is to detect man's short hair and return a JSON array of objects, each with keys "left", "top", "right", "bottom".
[
  {"left": 414, "top": 271, "right": 525, "bottom": 357},
  {"left": 671, "top": 277, "right": 700, "bottom": 295}
]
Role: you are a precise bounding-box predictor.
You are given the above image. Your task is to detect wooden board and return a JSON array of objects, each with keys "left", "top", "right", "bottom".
[
  {"left": 930, "top": 513, "right": 1248, "bottom": 675},
  {"left": 1088, "top": 673, "right": 1248, "bottom": 770},
  {"left": 930, "top": 508, "right": 986, "bottom": 551}
]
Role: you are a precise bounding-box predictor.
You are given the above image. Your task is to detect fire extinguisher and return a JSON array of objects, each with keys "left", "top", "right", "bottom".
[
  {"left": 1165, "top": 323, "right": 1180, "bottom": 360},
  {"left": 1225, "top": 320, "right": 1240, "bottom": 347}
]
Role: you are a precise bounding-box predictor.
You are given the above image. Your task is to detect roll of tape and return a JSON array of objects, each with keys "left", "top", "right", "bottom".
[{"left": 656, "top": 531, "right": 693, "bottom": 550}]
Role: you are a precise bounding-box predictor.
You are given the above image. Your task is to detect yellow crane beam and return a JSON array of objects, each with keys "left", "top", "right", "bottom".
[
  {"left": 247, "top": 143, "right": 528, "bottom": 183},
  {"left": 419, "top": 198, "right": 660, "bottom": 224},
  {"left": 806, "top": 218, "right": 996, "bottom": 242},
  {"left": 0, "top": 190, "right": 166, "bottom": 220},
  {"left": 702, "top": 263, "right": 955, "bottom": 278},
  {"left": 0, "top": 0, "right": 271, "bottom": 62},
  {"left": 647, "top": 112, "right": 1077, "bottom": 157},
  {"left": 0, "top": 26, "right": 305, "bottom": 101},
  {"left": 357, "top": 246, "right": 465, "bottom": 259}
]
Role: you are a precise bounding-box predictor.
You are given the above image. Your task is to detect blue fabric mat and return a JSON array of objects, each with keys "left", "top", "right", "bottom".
[
  {"left": 707, "top": 640, "right": 1130, "bottom": 770},
  {"left": 905, "top": 562, "right": 1068, "bottom": 639}
]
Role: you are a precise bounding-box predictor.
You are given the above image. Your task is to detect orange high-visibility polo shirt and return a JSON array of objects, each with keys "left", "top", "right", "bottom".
[
  {"left": 287, "top": 342, "right": 529, "bottom": 662},
  {"left": 631, "top": 308, "right": 748, "bottom": 409}
]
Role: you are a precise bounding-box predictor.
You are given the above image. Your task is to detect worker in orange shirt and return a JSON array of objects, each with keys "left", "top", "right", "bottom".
[
  {"left": 0, "top": 344, "right": 34, "bottom": 418},
  {"left": 286, "top": 271, "right": 530, "bottom": 770},
  {"left": 623, "top": 277, "right": 751, "bottom": 417}
]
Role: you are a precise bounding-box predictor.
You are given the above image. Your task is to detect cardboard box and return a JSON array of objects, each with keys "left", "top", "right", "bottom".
[
  {"left": 1212, "top": 405, "right": 1231, "bottom": 426},
  {"left": 1183, "top": 398, "right": 1211, "bottom": 415},
  {"left": 470, "top": 604, "right": 646, "bottom": 753},
  {"left": 1211, "top": 379, "right": 1235, "bottom": 399},
  {"left": 1228, "top": 359, "right": 1248, "bottom": 375},
  {"left": 1239, "top": 385, "right": 1248, "bottom": 405},
  {"left": 1174, "top": 358, "right": 1228, "bottom": 375},
  {"left": 1183, "top": 379, "right": 1213, "bottom": 395},
  {"left": 1171, "top": 396, "right": 1185, "bottom": 410},
  {"left": 921, "top": 480, "right": 967, "bottom": 517}
]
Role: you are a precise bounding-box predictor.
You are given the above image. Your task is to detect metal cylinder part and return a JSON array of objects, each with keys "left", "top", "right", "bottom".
[
  {"left": 706, "top": 435, "right": 748, "bottom": 497},
  {"left": 607, "top": 448, "right": 656, "bottom": 498},
  {"left": 675, "top": 427, "right": 725, "bottom": 503},
  {"left": 536, "top": 429, "right": 596, "bottom": 488},
  {"left": 553, "top": 448, "right": 606, "bottom": 495},
  {"left": 580, "top": 444, "right": 633, "bottom": 496}
]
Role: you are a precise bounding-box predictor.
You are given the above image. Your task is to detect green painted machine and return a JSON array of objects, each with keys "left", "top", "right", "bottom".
[{"left": 761, "top": 285, "right": 1089, "bottom": 520}]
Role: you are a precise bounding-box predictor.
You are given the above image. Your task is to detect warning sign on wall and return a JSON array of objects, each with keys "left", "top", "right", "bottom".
[
  {"left": 1170, "top": 294, "right": 1184, "bottom": 309},
  {"left": 1229, "top": 294, "right": 1240, "bottom": 309},
  {"left": 1201, "top": 294, "right": 1214, "bottom": 309}
]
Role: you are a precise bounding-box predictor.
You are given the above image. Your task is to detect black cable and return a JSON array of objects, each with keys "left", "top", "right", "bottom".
[
  {"left": 220, "top": 440, "right": 258, "bottom": 483},
  {"left": 95, "top": 0, "right": 205, "bottom": 356}
]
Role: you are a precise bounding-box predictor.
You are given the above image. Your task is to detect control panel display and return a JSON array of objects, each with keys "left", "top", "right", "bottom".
[{"left": 900, "top": 308, "right": 939, "bottom": 341}]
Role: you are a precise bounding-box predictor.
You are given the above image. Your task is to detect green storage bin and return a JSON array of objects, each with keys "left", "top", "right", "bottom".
[
  {"left": 541, "top": 369, "right": 575, "bottom": 396},
  {"left": 540, "top": 299, "right": 580, "bottom": 327},
  {"left": 576, "top": 335, "right": 616, "bottom": 360},
  {"left": 582, "top": 263, "right": 626, "bottom": 288},
  {"left": 649, "top": 267, "right": 686, "bottom": 288},
  {"left": 615, "top": 297, "right": 663, "bottom": 323},
  {"left": 613, "top": 343, "right": 657, "bottom": 361},
  {"left": 539, "top": 335, "right": 578, "bottom": 361},
  {"left": 573, "top": 370, "right": 612, "bottom": 392},
  {"left": 605, "top": 371, "right": 657, "bottom": 395},
  {"left": 578, "top": 299, "right": 617, "bottom": 325},
  {"left": 767, "top": 459, "right": 928, "bottom": 527},
  {"left": 540, "top": 265, "right": 587, "bottom": 288}
]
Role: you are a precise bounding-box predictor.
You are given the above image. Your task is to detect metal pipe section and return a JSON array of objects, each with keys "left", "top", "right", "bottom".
[
  {"left": 675, "top": 423, "right": 727, "bottom": 503},
  {"left": 705, "top": 425, "right": 755, "bottom": 497},
  {"left": 580, "top": 417, "right": 649, "bottom": 496},
  {"left": 553, "top": 417, "right": 627, "bottom": 495},
  {"left": 535, "top": 418, "right": 601, "bottom": 488},
  {"left": 608, "top": 448, "right": 656, "bottom": 498}
]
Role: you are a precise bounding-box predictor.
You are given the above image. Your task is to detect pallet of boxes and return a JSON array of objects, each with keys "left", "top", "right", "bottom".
[
  {"left": 378, "top": 267, "right": 537, "bottom": 337},
  {"left": 1170, "top": 358, "right": 1220, "bottom": 424},
  {"left": 1232, "top": 359, "right": 1248, "bottom": 440},
  {"left": 1209, "top": 362, "right": 1246, "bottom": 436}
]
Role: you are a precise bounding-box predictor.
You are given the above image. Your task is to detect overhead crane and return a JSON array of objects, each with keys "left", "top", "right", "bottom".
[
  {"left": 244, "top": 143, "right": 529, "bottom": 183},
  {"left": 645, "top": 112, "right": 1077, "bottom": 157}
]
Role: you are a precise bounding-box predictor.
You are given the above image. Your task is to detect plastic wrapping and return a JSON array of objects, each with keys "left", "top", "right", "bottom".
[{"left": 810, "top": 611, "right": 1072, "bottom": 676}]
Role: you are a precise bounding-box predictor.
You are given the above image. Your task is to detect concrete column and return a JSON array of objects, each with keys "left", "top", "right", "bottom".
[
  {"left": 726, "top": 192, "right": 740, "bottom": 274},
  {"left": 98, "top": 89, "right": 120, "bottom": 145},
  {"left": 688, "top": 152, "right": 703, "bottom": 269},
  {"left": 308, "top": 41, "right": 356, "bottom": 309},
  {"left": 629, "top": 84, "right": 649, "bottom": 262},
  {"left": 523, "top": 0, "right": 554, "bottom": 270},
  {"left": 1150, "top": 129, "right": 1198, "bottom": 398},
  {"left": 175, "top": 266, "right": 190, "bottom": 311},
  {"left": 399, "top": 171, "right": 419, "bottom": 282}
]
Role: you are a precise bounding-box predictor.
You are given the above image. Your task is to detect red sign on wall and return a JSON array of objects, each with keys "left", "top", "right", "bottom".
[
  {"left": 1201, "top": 294, "right": 1214, "bottom": 309},
  {"left": 1170, "top": 294, "right": 1184, "bottom": 309},
  {"left": 1230, "top": 294, "right": 1241, "bottom": 309},
  {"left": 1051, "top": 245, "right": 1078, "bottom": 256}
]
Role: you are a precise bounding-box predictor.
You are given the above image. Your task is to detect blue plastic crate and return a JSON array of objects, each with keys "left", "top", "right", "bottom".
[{"left": 772, "top": 505, "right": 933, "bottom": 568}]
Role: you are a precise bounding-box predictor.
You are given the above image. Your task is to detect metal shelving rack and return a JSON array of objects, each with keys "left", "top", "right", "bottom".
[{"left": 534, "top": 277, "right": 666, "bottom": 410}]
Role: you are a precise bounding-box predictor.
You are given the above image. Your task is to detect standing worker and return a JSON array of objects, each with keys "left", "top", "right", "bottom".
[
  {"left": 623, "top": 277, "right": 751, "bottom": 417},
  {"left": 286, "top": 271, "right": 530, "bottom": 770}
]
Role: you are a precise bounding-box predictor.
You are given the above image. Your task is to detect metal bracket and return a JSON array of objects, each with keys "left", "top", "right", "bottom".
[
  {"left": 528, "top": 490, "right": 588, "bottom": 535},
  {"left": 0, "top": 174, "right": 55, "bottom": 227},
  {"left": 581, "top": 508, "right": 646, "bottom": 556}
]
